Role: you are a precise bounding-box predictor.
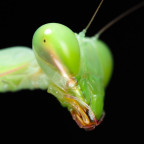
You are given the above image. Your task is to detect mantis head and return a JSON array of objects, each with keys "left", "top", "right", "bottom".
[{"left": 32, "top": 23, "right": 104, "bottom": 130}]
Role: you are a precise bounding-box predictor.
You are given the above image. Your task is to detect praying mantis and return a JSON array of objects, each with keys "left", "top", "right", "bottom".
[{"left": 0, "top": 0, "right": 144, "bottom": 130}]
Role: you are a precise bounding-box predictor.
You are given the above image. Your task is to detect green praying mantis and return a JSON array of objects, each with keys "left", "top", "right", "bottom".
[{"left": 0, "top": 0, "right": 144, "bottom": 130}]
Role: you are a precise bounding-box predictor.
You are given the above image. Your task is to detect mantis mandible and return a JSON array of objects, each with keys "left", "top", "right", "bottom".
[{"left": 0, "top": 0, "right": 143, "bottom": 130}]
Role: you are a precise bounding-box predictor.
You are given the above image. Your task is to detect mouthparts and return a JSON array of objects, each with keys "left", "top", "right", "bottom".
[{"left": 65, "top": 95, "right": 105, "bottom": 131}]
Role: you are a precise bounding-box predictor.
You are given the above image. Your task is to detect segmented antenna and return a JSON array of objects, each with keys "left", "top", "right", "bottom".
[
  {"left": 96, "top": 1, "right": 144, "bottom": 37},
  {"left": 83, "top": 0, "right": 104, "bottom": 33}
]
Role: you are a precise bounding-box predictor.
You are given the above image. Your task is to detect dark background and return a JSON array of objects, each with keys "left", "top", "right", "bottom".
[{"left": 0, "top": 0, "right": 143, "bottom": 142}]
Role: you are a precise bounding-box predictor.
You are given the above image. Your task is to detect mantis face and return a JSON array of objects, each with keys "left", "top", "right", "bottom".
[{"left": 32, "top": 23, "right": 106, "bottom": 130}]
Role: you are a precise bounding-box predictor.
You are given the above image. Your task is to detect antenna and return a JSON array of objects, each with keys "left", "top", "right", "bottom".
[
  {"left": 83, "top": 0, "right": 104, "bottom": 34},
  {"left": 96, "top": 1, "right": 144, "bottom": 37}
]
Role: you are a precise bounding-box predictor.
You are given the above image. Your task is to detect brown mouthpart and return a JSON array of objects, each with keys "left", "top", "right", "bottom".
[{"left": 65, "top": 95, "right": 105, "bottom": 131}]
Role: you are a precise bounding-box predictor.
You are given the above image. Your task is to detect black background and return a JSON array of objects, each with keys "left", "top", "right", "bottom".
[{"left": 0, "top": 0, "right": 143, "bottom": 142}]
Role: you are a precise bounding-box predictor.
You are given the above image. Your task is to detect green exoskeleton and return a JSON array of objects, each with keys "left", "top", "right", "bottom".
[{"left": 0, "top": 1, "right": 143, "bottom": 130}]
